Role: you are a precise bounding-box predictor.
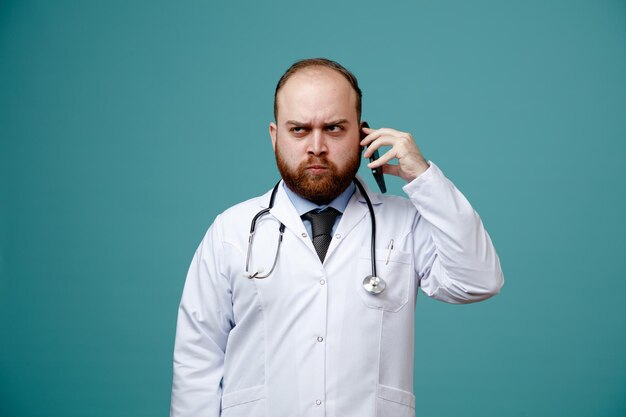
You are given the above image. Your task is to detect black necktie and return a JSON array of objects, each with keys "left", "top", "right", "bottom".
[{"left": 301, "top": 208, "right": 340, "bottom": 262}]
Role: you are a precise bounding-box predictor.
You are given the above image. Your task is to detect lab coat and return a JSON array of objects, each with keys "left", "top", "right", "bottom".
[{"left": 170, "top": 162, "right": 504, "bottom": 417}]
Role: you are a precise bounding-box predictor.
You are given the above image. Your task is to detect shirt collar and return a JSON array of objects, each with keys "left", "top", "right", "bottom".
[{"left": 282, "top": 181, "right": 356, "bottom": 217}]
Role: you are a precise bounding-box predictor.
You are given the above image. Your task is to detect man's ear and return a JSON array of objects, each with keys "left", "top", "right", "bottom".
[
  {"left": 360, "top": 120, "right": 369, "bottom": 133},
  {"left": 359, "top": 120, "right": 368, "bottom": 152},
  {"left": 269, "top": 122, "right": 277, "bottom": 151}
]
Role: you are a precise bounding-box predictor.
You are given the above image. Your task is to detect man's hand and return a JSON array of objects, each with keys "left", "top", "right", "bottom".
[{"left": 361, "top": 126, "right": 430, "bottom": 182}]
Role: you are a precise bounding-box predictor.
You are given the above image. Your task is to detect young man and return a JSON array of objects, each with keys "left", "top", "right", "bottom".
[{"left": 170, "top": 58, "right": 503, "bottom": 417}]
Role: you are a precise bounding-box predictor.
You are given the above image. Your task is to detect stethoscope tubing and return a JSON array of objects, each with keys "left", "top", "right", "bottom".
[
  {"left": 245, "top": 181, "right": 284, "bottom": 278},
  {"left": 353, "top": 179, "right": 377, "bottom": 278}
]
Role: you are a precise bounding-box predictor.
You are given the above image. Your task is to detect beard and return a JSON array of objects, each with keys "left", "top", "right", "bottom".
[{"left": 275, "top": 142, "right": 361, "bottom": 205}]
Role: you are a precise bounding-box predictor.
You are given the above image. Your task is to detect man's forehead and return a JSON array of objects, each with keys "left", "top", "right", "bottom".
[
  {"left": 279, "top": 107, "right": 353, "bottom": 126},
  {"left": 287, "top": 65, "right": 343, "bottom": 81},
  {"left": 276, "top": 67, "right": 358, "bottom": 121},
  {"left": 279, "top": 67, "right": 352, "bottom": 94}
]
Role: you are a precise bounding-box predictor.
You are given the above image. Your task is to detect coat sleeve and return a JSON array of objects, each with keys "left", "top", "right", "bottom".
[
  {"left": 170, "top": 215, "right": 234, "bottom": 416},
  {"left": 404, "top": 162, "right": 504, "bottom": 303}
]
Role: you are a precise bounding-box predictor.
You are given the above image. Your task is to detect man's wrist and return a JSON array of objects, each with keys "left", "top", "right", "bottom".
[{"left": 406, "top": 160, "right": 431, "bottom": 182}]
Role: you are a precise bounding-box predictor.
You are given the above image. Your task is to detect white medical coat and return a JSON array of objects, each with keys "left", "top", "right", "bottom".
[{"left": 170, "top": 162, "right": 504, "bottom": 417}]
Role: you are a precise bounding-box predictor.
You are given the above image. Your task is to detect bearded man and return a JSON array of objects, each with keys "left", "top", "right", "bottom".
[{"left": 170, "top": 58, "right": 504, "bottom": 417}]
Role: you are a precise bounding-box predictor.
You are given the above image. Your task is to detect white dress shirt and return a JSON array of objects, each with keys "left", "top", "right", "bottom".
[
  {"left": 170, "top": 162, "right": 504, "bottom": 417},
  {"left": 283, "top": 181, "right": 355, "bottom": 237}
]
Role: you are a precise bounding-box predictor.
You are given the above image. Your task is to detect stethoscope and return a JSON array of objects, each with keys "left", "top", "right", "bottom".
[{"left": 245, "top": 178, "right": 387, "bottom": 295}]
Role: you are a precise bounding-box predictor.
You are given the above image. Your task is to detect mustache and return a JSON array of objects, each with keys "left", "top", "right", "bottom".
[{"left": 302, "top": 156, "right": 332, "bottom": 168}]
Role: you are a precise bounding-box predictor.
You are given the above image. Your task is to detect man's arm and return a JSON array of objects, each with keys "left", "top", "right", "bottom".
[
  {"left": 170, "top": 217, "right": 234, "bottom": 416},
  {"left": 405, "top": 162, "right": 503, "bottom": 302},
  {"left": 361, "top": 126, "right": 504, "bottom": 302}
]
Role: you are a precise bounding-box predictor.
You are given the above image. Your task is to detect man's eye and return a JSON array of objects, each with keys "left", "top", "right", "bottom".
[
  {"left": 291, "top": 127, "right": 305, "bottom": 133},
  {"left": 326, "top": 125, "right": 342, "bottom": 132}
]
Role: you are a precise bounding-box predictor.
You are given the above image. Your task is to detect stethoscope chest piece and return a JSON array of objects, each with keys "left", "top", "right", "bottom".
[{"left": 363, "top": 275, "right": 386, "bottom": 294}]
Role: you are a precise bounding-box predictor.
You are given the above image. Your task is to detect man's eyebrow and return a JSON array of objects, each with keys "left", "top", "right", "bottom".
[
  {"left": 285, "top": 119, "right": 350, "bottom": 126},
  {"left": 285, "top": 120, "right": 308, "bottom": 126},
  {"left": 325, "top": 119, "right": 349, "bottom": 126}
]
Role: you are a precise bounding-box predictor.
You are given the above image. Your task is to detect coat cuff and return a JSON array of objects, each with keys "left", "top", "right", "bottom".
[{"left": 401, "top": 160, "right": 441, "bottom": 197}]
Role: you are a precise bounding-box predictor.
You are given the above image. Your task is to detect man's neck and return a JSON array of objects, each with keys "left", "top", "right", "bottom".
[{"left": 282, "top": 181, "right": 356, "bottom": 216}]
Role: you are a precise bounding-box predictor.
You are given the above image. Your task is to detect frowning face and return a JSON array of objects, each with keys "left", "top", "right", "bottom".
[{"left": 270, "top": 67, "right": 361, "bottom": 205}]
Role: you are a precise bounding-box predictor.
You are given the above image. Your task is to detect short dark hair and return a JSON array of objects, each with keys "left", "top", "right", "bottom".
[{"left": 273, "top": 58, "right": 362, "bottom": 121}]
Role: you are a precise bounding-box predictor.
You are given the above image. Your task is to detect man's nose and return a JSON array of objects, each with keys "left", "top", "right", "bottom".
[{"left": 308, "top": 130, "right": 328, "bottom": 155}]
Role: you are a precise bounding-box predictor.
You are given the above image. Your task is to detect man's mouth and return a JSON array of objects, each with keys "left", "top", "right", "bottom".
[{"left": 306, "top": 164, "right": 329, "bottom": 174}]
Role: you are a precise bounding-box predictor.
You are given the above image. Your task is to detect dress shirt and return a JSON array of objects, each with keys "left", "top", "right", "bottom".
[{"left": 282, "top": 181, "right": 355, "bottom": 238}]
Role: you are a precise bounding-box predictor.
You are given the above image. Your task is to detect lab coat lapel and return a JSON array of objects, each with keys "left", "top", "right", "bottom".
[
  {"left": 324, "top": 177, "right": 382, "bottom": 263},
  {"left": 267, "top": 183, "right": 316, "bottom": 251}
]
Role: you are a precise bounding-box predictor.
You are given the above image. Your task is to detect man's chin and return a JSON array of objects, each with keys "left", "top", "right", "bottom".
[
  {"left": 304, "top": 171, "right": 331, "bottom": 181},
  {"left": 301, "top": 179, "right": 335, "bottom": 195},
  {"left": 297, "top": 176, "right": 353, "bottom": 204}
]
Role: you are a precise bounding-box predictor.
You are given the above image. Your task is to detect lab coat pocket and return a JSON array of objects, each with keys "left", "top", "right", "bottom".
[
  {"left": 377, "top": 384, "right": 415, "bottom": 417},
  {"left": 357, "top": 246, "right": 411, "bottom": 312},
  {"left": 221, "top": 385, "right": 265, "bottom": 417}
]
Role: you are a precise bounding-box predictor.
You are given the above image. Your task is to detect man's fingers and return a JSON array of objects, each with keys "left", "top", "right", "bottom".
[
  {"left": 360, "top": 127, "right": 408, "bottom": 146},
  {"left": 367, "top": 147, "right": 398, "bottom": 168},
  {"left": 362, "top": 136, "right": 401, "bottom": 158},
  {"left": 361, "top": 126, "right": 427, "bottom": 182}
]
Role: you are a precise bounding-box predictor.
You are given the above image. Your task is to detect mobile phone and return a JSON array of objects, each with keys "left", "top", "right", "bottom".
[{"left": 361, "top": 121, "right": 387, "bottom": 193}]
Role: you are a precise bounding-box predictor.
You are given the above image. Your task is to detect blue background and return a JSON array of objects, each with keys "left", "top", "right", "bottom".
[{"left": 1, "top": 1, "right": 625, "bottom": 416}]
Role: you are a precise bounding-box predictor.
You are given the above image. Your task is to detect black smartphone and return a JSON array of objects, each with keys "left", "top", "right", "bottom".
[{"left": 361, "top": 121, "right": 387, "bottom": 193}]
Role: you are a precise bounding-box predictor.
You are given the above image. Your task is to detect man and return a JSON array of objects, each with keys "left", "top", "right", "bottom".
[{"left": 170, "top": 58, "right": 503, "bottom": 417}]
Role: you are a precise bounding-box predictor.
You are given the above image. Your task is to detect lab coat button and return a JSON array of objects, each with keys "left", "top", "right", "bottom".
[
  {"left": 319, "top": 279, "right": 326, "bottom": 285},
  {"left": 335, "top": 233, "right": 341, "bottom": 239},
  {"left": 315, "top": 400, "right": 322, "bottom": 405},
  {"left": 301, "top": 232, "right": 307, "bottom": 238},
  {"left": 317, "top": 336, "right": 324, "bottom": 342}
]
